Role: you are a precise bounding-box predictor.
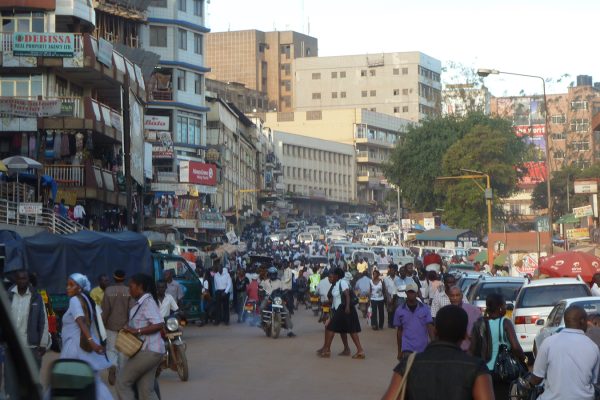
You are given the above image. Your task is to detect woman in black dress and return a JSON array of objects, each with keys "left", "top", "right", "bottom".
[{"left": 318, "top": 268, "right": 365, "bottom": 359}]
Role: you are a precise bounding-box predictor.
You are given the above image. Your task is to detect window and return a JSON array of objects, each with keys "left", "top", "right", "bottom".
[
  {"left": 370, "top": 69, "right": 376, "bottom": 77},
  {"left": 280, "top": 45, "right": 291, "bottom": 59},
  {"left": 402, "top": 106, "right": 409, "bottom": 113},
  {"left": 571, "top": 101, "right": 588, "bottom": 111},
  {"left": 312, "top": 73, "right": 321, "bottom": 80},
  {"left": 178, "top": 0, "right": 186, "bottom": 11},
  {"left": 176, "top": 115, "right": 202, "bottom": 145},
  {"left": 361, "top": 70, "right": 367, "bottom": 77},
  {"left": 194, "top": 33, "right": 203, "bottom": 54},
  {"left": 393, "top": 68, "right": 399, "bottom": 75},
  {"left": 312, "top": 92, "right": 321, "bottom": 100},
  {"left": 0, "top": 75, "right": 42, "bottom": 97},
  {"left": 177, "top": 69, "right": 186, "bottom": 91},
  {"left": 281, "top": 63, "right": 291, "bottom": 76},
  {"left": 552, "top": 132, "right": 566, "bottom": 140},
  {"left": 178, "top": 29, "right": 187, "bottom": 50},
  {"left": 194, "top": 73, "right": 202, "bottom": 94},
  {"left": 150, "top": 0, "right": 167, "bottom": 6},
  {"left": 361, "top": 91, "right": 367, "bottom": 97},
  {"left": 341, "top": 91, "right": 347, "bottom": 98},
  {"left": 553, "top": 150, "right": 565, "bottom": 159},
  {"left": 394, "top": 107, "right": 400, "bottom": 113},
  {"left": 370, "top": 108, "right": 376, "bottom": 112},
  {"left": 570, "top": 119, "right": 589, "bottom": 132},
  {"left": 402, "top": 67, "right": 408, "bottom": 75},
  {"left": 331, "top": 92, "right": 338, "bottom": 99},
  {"left": 572, "top": 141, "right": 590, "bottom": 151},
  {"left": 393, "top": 89, "right": 400, "bottom": 96},
  {"left": 551, "top": 114, "right": 566, "bottom": 124},
  {"left": 0, "top": 12, "right": 45, "bottom": 33},
  {"left": 193, "top": 0, "right": 203, "bottom": 16},
  {"left": 340, "top": 71, "right": 346, "bottom": 78},
  {"left": 331, "top": 72, "right": 337, "bottom": 79},
  {"left": 402, "top": 89, "right": 409, "bottom": 95},
  {"left": 149, "top": 26, "right": 167, "bottom": 47},
  {"left": 370, "top": 90, "right": 376, "bottom": 97}
]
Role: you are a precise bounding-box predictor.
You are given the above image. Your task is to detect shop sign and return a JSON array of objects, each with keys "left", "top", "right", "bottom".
[
  {"left": 573, "top": 205, "right": 593, "bottom": 218},
  {"left": 13, "top": 32, "right": 75, "bottom": 57},
  {"left": 144, "top": 115, "right": 169, "bottom": 131},
  {"left": 179, "top": 161, "right": 217, "bottom": 186},
  {"left": 574, "top": 179, "right": 598, "bottom": 194},
  {"left": 18, "top": 202, "right": 42, "bottom": 215},
  {"left": 514, "top": 125, "right": 545, "bottom": 137},
  {"left": 566, "top": 227, "right": 589, "bottom": 240},
  {"left": 423, "top": 217, "right": 435, "bottom": 230},
  {"left": 0, "top": 98, "right": 61, "bottom": 117},
  {"left": 59, "top": 100, "right": 75, "bottom": 117},
  {"left": 97, "top": 37, "right": 113, "bottom": 67},
  {"left": 152, "top": 146, "right": 173, "bottom": 159}
]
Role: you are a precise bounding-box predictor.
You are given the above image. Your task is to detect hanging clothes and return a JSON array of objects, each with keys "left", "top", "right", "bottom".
[
  {"left": 44, "top": 131, "right": 55, "bottom": 159},
  {"left": 53, "top": 131, "right": 62, "bottom": 159},
  {"left": 61, "top": 132, "right": 70, "bottom": 157}
]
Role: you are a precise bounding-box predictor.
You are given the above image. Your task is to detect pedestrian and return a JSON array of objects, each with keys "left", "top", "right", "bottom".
[
  {"left": 586, "top": 313, "right": 600, "bottom": 349},
  {"left": 234, "top": 269, "right": 249, "bottom": 323},
  {"left": 447, "top": 286, "right": 481, "bottom": 351},
  {"left": 60, "top": 273, "right": 112, "bottom": 400},
  {"left": 316, "top": 270, "right": 351, "bottom": 356},
  {"left": 525, "top": 305, "right": 600, "bottom": 400},
  {"left": 213, "top": 261, "right": 232, "bottom": 325},
  {"left": 357, "top": 257, "right": 369, "bottom": 275},
  {"left": 8, "top": 270, "right": 49, "bottom": 367},
  {"left": 295, "top": 267, "right": 309, "bottom": 308},
  {"left": 369, "top": 269, "right": 386, "bottom": 330},
  {"left": 101, "top": 269, "right": 132, "bottom": 386},
  {"left": 430, "top": 273, "right": 459, "bottom": 319},
  {"left": 393, "top": 282, "right": 434, "bottom": 360},
  {"left": 90, "top": 274, "right": 110, "bottom": 306},
  {"left": 382, "top": 305, "right": 494, "bottom": 400},
  {"left": 383, "top": 265, "right": 398, "bottom": 328},
  {"left": 116, "top": 273, "right": 165, "bottom": 400},
  {"left": 281, "top": 261, "right": 294, "bottom": 313},
  {"left": 354, "top": 271, "right": 371, "bottom": 296},
  {"left": 156, "top": 280, "right": 179, "bottom": 318},
  {"left": 163, "top": 269, "right": 184, "bottom": 305},
  {"left": 591, "top": 273, "right": 600, "bottom": 296},
  {"left": 469, "top": 293, "right": 525, "bottom": 400},
  {"left": 58, "top": 198, "right": 68, "bottom": 219},
  {"left": 318, "top": 268, "right": 365, "bottom": 359},
  {"left": 395, "top": 266, "right": 416, "bottom": 306}
]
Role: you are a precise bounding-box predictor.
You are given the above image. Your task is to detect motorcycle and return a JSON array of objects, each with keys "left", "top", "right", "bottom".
[
  {"left": 242, "top": 297, "right": 260, "bottom": 326},
  {"left": 261, "top": 289, "right": 289, "bottom": 339},
  {"left": 318, "top": 301, "right": 331, "bottom": 323},
  {"left": 157, "top": 316, "right": 189, "bottom": 382},
  {"left": 358, "top": 294, "right": 369, "bottom": 318},
  {"left": 309, "top": 293, "right": 320, "bottom": 316}
]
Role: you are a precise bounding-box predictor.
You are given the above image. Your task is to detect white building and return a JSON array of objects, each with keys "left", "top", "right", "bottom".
[{"left": 443, "top": 84, "right": 491, "bottom": 116}]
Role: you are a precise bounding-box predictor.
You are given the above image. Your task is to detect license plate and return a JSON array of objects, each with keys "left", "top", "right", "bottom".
[
  {"left": 322, "top": 306, "right": 330, "bottom": 312},
  {"left": 505, "top": 310, "right": 513, "bottom": 319},
  {"left": 310, "top": 296, "right": 319, "bottom": 302},
  {"left": 245, "top": 305, "right": 254, "bottom": 311},
  {"left": 166, "top": 332, "right": 182, "bottom": 339}
]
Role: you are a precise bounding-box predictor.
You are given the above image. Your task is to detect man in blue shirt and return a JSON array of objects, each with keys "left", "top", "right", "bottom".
[{"left": 393, "top": 282, "right": 434, "bottom": 360}]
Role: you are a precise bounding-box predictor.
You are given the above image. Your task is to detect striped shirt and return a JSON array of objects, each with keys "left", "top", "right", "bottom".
[{"left": 129, "top": 293, "right": 165, "bottom": 354}]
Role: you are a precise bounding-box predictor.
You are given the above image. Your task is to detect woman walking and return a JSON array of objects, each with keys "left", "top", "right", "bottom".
[
  {"left": 116, "top": 273, "right": 165, "bottom": 400},
  {"left": 318, "top": 268, "right": 365, "bottom": 359},
  {"left": 369, "top": 269, "right": 386, "bottom": 330},
  {"left": 60, "top": 273, "right": 112, "bottom": 399}
]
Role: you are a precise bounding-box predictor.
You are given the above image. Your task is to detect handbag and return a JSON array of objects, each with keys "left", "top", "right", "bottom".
[
  {"left": 115, "top": 298, "right": 146, "bottom": 358},
  {"left": 339, "top": 281, "right": 359, "bottom": 306},
  {"left": 393, "top": 352, "right": 416, "bottom": 400},
  {"left": 493, "top": 318, "right": 526, "bottom": 383}
]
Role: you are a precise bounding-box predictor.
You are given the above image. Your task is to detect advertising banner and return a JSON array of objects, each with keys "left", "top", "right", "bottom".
[
  {"left": 510, "top": 252, "right": 545, "bottom": 277},
  {"left": 179, "top": 161, "right": 217, "bottom": 186},
  {"left": 566, "top": 228, "right": 590, "bottom": 240},
  {"left": 18, "top": 202, "right": 42, "bottom": 215},
  {"left": 514, "top": 125, "right": 545, "bottom": 137},
  {"left": 573, "top": 205, "right": 593, "bottom": 218},
  {"left": 0, "top": 98, "right": 61, "bottom": 117},
  {"left": 144, "top": 115, "right": 169, "bottom": 131},
  {"left": 129, "top": 91, "right": 145, "bottom": 185},
  {"left": 13, "top": 32, "right": 74, "bottom": 57},
  {"left": 97, "top": 37, "right": 113, "bottom": 67}
]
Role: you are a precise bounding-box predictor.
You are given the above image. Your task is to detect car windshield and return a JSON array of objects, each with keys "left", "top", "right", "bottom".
[
  {"left": 572, "top": 300, "right": 600, "bottom": 315},
  {"left": 473, "top": 282, "right": 523, "bottom": 302},
  {"left": 517, "top": 284, "right": 590, "bottom": 308},
  {"left": 458, "top": 277, "right": 478, "bottom": 293}
]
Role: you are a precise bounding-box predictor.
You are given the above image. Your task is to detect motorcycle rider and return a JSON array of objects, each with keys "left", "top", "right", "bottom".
[
  {"left": 260, "top": 266, "right": 296, "bottom": 338},
  {"left": 309, "top": 266, "right": 321, "bottom": 294}
]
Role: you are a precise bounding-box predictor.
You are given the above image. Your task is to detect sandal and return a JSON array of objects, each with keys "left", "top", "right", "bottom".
[
  {"left": 318, "top": 351, "right": 331, "bottom": 358},
  {"left": 316, "top": 348, "right": 324, "bottom": 354},
  {"left": 338, "top": 350, "right": 351, "bottom": 356},
  {"left": 352, "top": 352, "right": 366, "bottom": 359}
]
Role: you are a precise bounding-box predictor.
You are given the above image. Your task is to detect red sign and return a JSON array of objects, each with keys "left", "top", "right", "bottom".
[
  {"left": 517, "top": 162, "right": 547, "bottom": 188},
  {"left": 514, "top": 125, "right": 545, "bottom": 137},
  {"left": 179, "top": 161, "right": 217, "bottom": 186}
]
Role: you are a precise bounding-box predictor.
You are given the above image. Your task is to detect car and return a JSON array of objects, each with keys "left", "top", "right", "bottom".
[
  {"left": 512, "top": 277, "right": 591, "bottom": 353},
  {"left": 533, "top": 296, "right": 600, "bottom": 356},
  {"left": 297, "top": 232, "right": 314, "bottom": 244},
  {"left": 456, "top": 273, "right": 485, "bottom": 295},
  {"left": 466, "top": 276, "right": 527, "bottom": 316},
  {"left": 361, "top": 232, "right": 378, "bottom": 246}
]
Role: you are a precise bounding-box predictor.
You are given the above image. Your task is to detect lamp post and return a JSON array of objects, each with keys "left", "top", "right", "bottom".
[{"left": 477, "top": 68, "right": 553, "bottom": 254}]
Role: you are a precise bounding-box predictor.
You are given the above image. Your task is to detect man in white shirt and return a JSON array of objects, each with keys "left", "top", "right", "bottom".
[
  {"left": 213, "top": 263, "right": 232, "bottom": 325},
  {"left": 164, "top": 269, "right": 184, "bottom": 305},
  {"left": 383, "top": 265, "right": 399, "bottom": 328},
  {"left": 157, "top": 280, "right": 179, "bottom": 318},
  {"left": 527, "top": 305, "right": 600, "bottom": 400},
  {"left": 282, "top": 261, "right": 294, "bottom": 314},
  {"left": 73, "top": 203, "right": 86, "bottom": 225},
  {"left": 317, "top": 274, "right": 332, "bottom": 303},
  {"left": 355, "top": 272, "right": 371, "bottom": 296}
]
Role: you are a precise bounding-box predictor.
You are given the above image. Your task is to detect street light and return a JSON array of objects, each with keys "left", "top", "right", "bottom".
[{"left": 477, "top": 68, "right": 553, "bottom": 254}]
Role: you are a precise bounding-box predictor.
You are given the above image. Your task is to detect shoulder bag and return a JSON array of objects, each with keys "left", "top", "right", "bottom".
[
  {"left": 393, "top": 352, "right": 417, "bottom": 400},
  {"left": 115, "top": 298, "right": 147, "bottom": 358},
  {"left": 339, "top": 281, "right": 358, "bottom": 306},
  {"left": 493, "top": 318, "right": 526, "bottom": 383}
]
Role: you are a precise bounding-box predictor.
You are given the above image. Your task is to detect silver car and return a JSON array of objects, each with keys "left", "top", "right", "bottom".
[{"left": 466, "top": 276, "right": 527, "bottom": 314}]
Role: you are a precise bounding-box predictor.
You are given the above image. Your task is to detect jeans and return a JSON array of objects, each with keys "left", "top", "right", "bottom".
[
  {"left": 370, "top": 300, "right": 385, "bottom": 329},
  {"left": 215, "top": 290, "right": 230, "bottom": 324},
  {"left": 116, "top": 350, "right": 163, "bottom": 400},
  {"left": 386, "top": 297, "right": 398, "bottom": 328}
]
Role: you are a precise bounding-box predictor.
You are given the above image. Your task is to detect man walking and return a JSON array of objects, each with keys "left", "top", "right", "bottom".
[
  {"left": 395, "top": 266, "right": 416, "bottom": 306},
  {"left": 447, "top": 286, "right": 481, "bottom": 351},
  {"left": 213, "top": 261, "right": 232, "bottom": 325},
  {"left": 430, "top": 274, "right": 459, "bottom": 319},
  {"left": 90, "top": 274, "right": 109, "bottom": 306},
  {"left": 383, "top": 265, "right": 398, "bottom": 328},
  {"left": 526, "top": 305, "right": 600, "bottom": 400},
  {"left": 101, "top": 269, "right": 132, "bottom": 385},
  {"left": 393, "top": 282, "right": 434, "bottom": 360},
  {"left": 281, "top": 261, "right": 294, "bottom": 314},
  {"left": 9, "top": 270, "right": 48, "bottom": 366}
]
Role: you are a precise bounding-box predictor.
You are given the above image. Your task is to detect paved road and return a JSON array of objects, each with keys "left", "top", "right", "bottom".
[{"left": 42, "top": 306, "right": 399, "bottom": 399}]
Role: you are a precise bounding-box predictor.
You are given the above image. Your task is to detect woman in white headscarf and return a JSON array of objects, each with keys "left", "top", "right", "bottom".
[{"left": 60, "top": 273, "right": 113, "bottom": 399}]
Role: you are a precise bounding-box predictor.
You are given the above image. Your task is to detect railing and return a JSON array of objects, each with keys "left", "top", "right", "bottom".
[
  {"left": 88, "top": 98, "right": 123, "bottom": 132},
  {"left": 0, "top": 32, "right": 84, "bottom": 53},
  {"left": 0, "top": 198, "right": 86, "bottom": 234},
  {"left": 44, "top": 164, "right": 85, "bottom": 186},
  {"left": 0, "top": 96, "right": 84, "bottom": 118}
]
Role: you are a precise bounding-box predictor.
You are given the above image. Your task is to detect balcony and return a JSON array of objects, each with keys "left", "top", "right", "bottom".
[
  {"left": 356, "top": 151, "right": 385, "bottom": 164},
  {"left": 355, "top": 136, "right": 397, "bottom": 148},
  {"left": 356, "top": 171, "right": 386, "bottom": 184}
]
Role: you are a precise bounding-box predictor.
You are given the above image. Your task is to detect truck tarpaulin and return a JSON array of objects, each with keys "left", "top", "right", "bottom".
[{"left": 5, "top": 230, "right": 152, "bottom": 294}]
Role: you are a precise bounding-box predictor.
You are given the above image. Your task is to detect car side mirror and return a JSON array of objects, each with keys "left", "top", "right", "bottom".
[
  {"left": 50, "top": 359, "right": 96, "bottom": 399},
  {"left": 506, "top": 304, "right": 514, "bottom": 311},
  {"left": 536, "top": 319, "right": 545, "bottom": 326}
]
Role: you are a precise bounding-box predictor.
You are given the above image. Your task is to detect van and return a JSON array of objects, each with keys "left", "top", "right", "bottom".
[
  {"left": 384, "top": 246, "right": 415, "bottom": 266},
  {"left": 328, "top": 242, "right": 369, "bottom": 259},
  {"left": 286, "top": 221, "right": 301, "bottom": 234},
  {"left": 297, "top": 232, "right": 314, "bottom": 244},
  {"left": 367, "top": 225, "right": 382, "bottom": 234}
]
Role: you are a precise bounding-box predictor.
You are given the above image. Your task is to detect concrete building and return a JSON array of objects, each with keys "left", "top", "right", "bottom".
[
  {"left": 292, "top": 52, "right": 441, "bottom": 122},
  {"left": 206, "top": 78, "right": 269, "bottom": 113},
  {"left": 261, "top": 109, "right": 412, "bottom": 207},
  {"left": 205, "top": 29, "right": 318, "bottom": 112},
  {"left": 443, "top": 84, "right": 491, "bottom": 116},
  {"left": 272, "top": 130, "right": 356, "bottom": 215}
]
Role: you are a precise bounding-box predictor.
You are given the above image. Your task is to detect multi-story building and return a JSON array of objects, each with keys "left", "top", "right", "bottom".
[
  {"left": 0, "top": 0, "right": 148, "bottom": 230},
  {"left": 271, "top": 130, "right": 355, "bottom": 215},
  {"left": 261, "top": 109, "right": 412, "bottom": 207},
  {"left": 206, "top": 78, "right": 269, "bottom": 113},
  {"left": 443, "top": 84, "right": 491, "bottom": 116},
  {"left": 292, "top": 52, "right": 441, "bottom": 122},
  {"left": 205, "top": 29, "right": 318, "bottom": 112}
]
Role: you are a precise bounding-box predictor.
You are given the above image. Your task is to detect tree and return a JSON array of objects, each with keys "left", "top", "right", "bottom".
[{"left": 384, "top": 112, "right": 516, "bottom": 215}]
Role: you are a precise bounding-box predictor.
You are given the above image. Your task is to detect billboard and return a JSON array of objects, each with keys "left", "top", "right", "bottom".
[
  {"left": 129, "top": 91, "right": 145, "bottom": 185},
  {"left": 144, "top": 115, "right": 169, "bottom": 131},
  {"left": 13, "top": 32, "right": 74, "bottom": 57},
  {"left": 179, "top": 161, "right": 217, "bottom": 186}
]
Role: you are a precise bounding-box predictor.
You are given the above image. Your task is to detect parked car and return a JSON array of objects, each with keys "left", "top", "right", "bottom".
[
  {"left": 466, "top": 276, "right": 527, "bottom": 316},
  {"left": 456, "top": 273, "right": 485, "bottom": 295},
  {"left": 512, "top": 277, "right": 591, "bottom": 353},
  {"left": 361, "top": 232, "right": 379, "bottom": 246},
  {"left": 533, "top": 296, "right": 600, "bottom": 356}
]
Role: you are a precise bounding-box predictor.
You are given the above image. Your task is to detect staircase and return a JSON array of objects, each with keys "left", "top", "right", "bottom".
[{"left": 0, "top": 198, "right": 87, "bottom": 235}]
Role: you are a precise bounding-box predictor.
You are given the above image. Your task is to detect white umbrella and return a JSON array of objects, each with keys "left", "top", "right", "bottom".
[{"left": 2, "top": 156, "right": 43, "bottom": 222}]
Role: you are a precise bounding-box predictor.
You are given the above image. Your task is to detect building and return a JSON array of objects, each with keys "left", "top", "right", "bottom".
[
  {"left": 272, "top": 130, "right": 356, "bottom": 216},
  {"left": 206, "top": 78, "right": 269, "bottom": 113},
  {"left": 443, "top": 84, "right": 491, "bottom": 116},
  {"left": 205, "top": 29, "right": 318, "bottom": 112},
  {"left": 261, "top": 108, "right": 412, "bottom": 207},
  {"left": 0, "top": 0, "right": 149, "bottom": 231},
  {"left": 292, "top": 52, "right": 441, "bottom": 122}
]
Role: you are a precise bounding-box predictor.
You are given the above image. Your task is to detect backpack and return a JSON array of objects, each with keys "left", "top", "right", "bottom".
[{"left": 493, "top": 318, "right": 526, "bottom": 383}]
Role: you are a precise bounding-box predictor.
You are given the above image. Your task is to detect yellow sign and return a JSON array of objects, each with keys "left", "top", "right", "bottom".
[
  {"left": 55, "top": 188, "right": 77, "bottom": 206},
  {"left": 566, "top": 228, "right": 589, "bottom": 240}
]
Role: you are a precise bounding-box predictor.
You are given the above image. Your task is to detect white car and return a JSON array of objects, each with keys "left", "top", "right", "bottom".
[
  {"left": 512, "top": 277, "right": 591, "bottom": 353},
  {"left": 297, "top": 232, "right": 314, "bottom": 244},
  {"left": 533, "top": 296, "right": 600, "bottom": 356},
  {"left": 361, "top": 232, "right": 378, "bottom": 246}
]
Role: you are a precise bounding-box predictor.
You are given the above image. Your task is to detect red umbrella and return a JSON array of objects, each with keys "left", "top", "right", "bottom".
[{"left": 538, "top": 251, "right": 600, "bottom": 282}]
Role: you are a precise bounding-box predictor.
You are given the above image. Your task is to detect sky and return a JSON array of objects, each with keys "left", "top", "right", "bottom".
[{"left": 206, "top": 0, "right": 600, "bottom": 97}]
